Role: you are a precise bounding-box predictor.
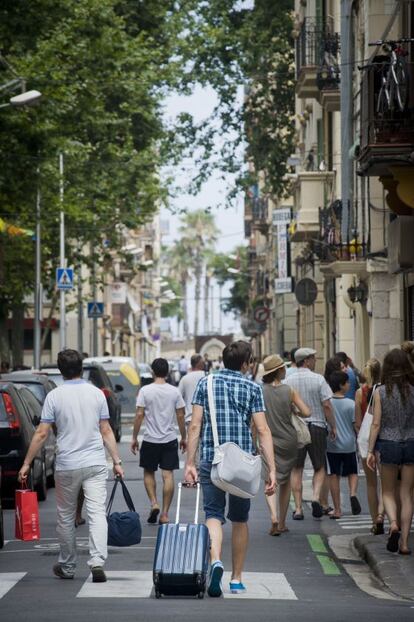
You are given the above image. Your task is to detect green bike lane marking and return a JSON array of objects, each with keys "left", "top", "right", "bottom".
[{"left": 307, "top": 534, "right": 341, "bottom": 576}]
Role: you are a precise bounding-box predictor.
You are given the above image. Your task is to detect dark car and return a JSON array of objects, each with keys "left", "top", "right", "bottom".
[
  {"left": 1, "top": 371, "right": 57, "bottom": 405},
  {"left": 82, "top": 363, "right": 123, "bottom": 441},
  {"left": 0, "top": 382, "right": 56, "bottom": 505},
  {"left": 41, "top": 363, "right": 123, "bottom": 442},
  {"left": 0, "top": 466, "right": 4, "bottom": 549}
]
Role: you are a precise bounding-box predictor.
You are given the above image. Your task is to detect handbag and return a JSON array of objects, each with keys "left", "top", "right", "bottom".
[
  {"left": 357, "top": 384, "right": 378, "bottom": 459},
  {"left": 106, "top": 478, "right": 142, "bottom": 546},
  {"left": 15, "top": 484, "right": 40, "bottom": 541},
  {"left": 291, "top": 410, "right": 311, "bottom": 448},
  {"left": 207, "top": 374, "right": 261, "bottom": 499}
]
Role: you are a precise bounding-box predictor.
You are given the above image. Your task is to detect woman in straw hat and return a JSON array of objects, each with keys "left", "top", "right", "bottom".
[{"left": 261, "top": 354, "right": 310, "bottom": 536}]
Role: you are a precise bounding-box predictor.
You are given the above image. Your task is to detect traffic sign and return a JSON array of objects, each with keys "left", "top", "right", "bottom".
[
  {"left": 295, "top": 278, "right": 318, "bottom": 306},
  {"left": 87, "top": 302, "right": 104, "bottom": 319},
  {"left": 56, "top": 267, "right": 74, "bottom": 290},
  {"left": 253, "top": 306, "right": 270, "bottom": 323}
]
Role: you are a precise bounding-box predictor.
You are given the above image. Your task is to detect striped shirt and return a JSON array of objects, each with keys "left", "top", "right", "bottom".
[
  {"left": 285, "top": 368, "right": 332, "bottom": 428},
  {"left": 192, "top": 369, "right": 265, "bottom": 463}
]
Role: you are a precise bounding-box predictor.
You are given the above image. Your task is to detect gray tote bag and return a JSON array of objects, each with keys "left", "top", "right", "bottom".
[{"left": 207, "top": 374, "right": 261, "bottom": 499}]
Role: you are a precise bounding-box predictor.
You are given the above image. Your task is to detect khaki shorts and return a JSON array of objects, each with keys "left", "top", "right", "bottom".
[{"left": 294, "top": 424, "right": 327, "bottom": 471}]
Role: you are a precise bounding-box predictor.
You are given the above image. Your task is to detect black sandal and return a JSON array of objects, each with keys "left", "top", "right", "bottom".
[
  {"left": 386, "top": 523, "right": 400, "bottom": 553},
  {"left": 371, "top": 513, "right": 384, "bottom": 535},
  {"left": 147, "top": 506, "right": 160, "bottom": 524}
]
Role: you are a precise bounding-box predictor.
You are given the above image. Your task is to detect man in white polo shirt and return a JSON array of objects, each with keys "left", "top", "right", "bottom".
[
  {"left": 285, "top": 347, "right": 336, "bottom": 519},
  {"left": 131, "top": 358, "right": 186, "bottom": 525},
  {"left": 178, "top": 353, "right": 205, "bottom": 427},
  {"left": 18, "top": 349, "right": 124, "bottom": 583}
]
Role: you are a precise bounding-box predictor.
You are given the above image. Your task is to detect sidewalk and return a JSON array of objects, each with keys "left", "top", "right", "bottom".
[{"left": 353, "top": 534, "right": 414, "bottom": 600}]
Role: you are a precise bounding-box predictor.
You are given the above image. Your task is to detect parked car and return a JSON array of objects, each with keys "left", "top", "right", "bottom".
[
  {"left": 0, "top": 466, "right": 4, "bottom": 549},
  {"left": 83, "top": 357, "right": 140, "bottom": 418},
  {"left": 41, "top": 362, "right": 123, "bottom": 441},
  {"left": 1, "top": 371, "right": 57, "bottom": 405},
  {"left": 138, "top": 363, "right": 153, "bottom": 387},
  {"left": 167, "top": 360, "right": 180, "bottom": 386},
  {"left": 0, "top": 382, "right": 56, "bottom": 505}
]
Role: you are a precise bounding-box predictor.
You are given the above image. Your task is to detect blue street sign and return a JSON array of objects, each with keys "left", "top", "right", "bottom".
[
  {"left": 56, "top": 267, "right": 74, "bottom": 290},
  {"left": 87, "top": 302, "right": 104, "bottom": 319}
]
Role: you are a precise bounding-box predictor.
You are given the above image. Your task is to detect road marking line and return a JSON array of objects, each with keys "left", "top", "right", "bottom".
[
  {"left": 0, "top": 573, "right": 26, "bottom": 599},
  {"left": 76, "top": 571, "right": 297, "bottom": 600},
  {"left": 316, "top": 555, "right": 341, "bottom": 576},
  {"left": 307, "top": 534, "right": 328, "bottom": 554}
]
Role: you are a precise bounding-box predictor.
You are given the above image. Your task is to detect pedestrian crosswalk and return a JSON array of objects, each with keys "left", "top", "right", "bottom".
[
  {"left": 0, "top": 571, "right": 297, "bottom": 601},
  {"left": 0, "top": 573, "right": 26, "bottom": 599}
]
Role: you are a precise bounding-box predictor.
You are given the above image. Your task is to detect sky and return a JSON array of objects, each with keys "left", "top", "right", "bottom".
[{"left": 161, "top": 85, "right": 245, "bottom": 338}]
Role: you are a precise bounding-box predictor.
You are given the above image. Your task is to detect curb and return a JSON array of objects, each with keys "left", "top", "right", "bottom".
[{"left": 354, "top": 534, "right": 414, "bottom": 601}]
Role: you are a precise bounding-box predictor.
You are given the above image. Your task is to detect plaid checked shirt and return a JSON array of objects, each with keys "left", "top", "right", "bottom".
[{"left": 192, "top": 369, "right": 265, "bottom": 463}]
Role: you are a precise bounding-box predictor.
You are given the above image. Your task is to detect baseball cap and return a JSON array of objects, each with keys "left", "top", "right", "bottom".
[{"left": 294, "top": 347, "right": 317, "bottom": 363}]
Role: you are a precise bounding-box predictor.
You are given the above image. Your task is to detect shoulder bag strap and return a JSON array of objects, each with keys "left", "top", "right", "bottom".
[
  {"left": 106, "top": 478, "right": 136, "bottom": 515},
  {"left": 119, "top": 479, "right": 136, "bottom": 512},
  {"left": 366, "top": 383, "right": 378, "bottom": 413},
  {"left": 207, "top": 373, "right": 220, "bottom": 449},
  {"left": 106, "top": 479, "right": 119, "bottom": 515}
]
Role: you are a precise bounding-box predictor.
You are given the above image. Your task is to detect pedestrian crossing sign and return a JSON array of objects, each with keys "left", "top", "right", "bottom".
[
  {"left": 56, "top": 267, "right": 74, "bottom": 290},
  {"left": 87, "top": 302, "right": 104, "bottom": 318}
]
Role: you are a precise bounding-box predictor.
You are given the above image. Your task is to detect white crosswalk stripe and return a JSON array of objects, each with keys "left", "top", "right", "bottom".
[
  {"left": 76, "top": 571, "right": 297, "bottom": 600},
  {"left": 0, "top": 573, "right": 26, "bottom": 599}
]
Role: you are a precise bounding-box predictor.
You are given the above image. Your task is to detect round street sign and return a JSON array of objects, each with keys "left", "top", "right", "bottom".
[
  {"left": 253, "top": 306, "right": 270, "bottom": 323},
  {"left": 295, "top": 278, "right": 318, "bottom": 306}
]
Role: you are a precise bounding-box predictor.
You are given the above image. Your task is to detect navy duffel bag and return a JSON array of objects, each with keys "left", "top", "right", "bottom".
[{"left": 106, "top": 478, "right": 142, "bottom": 547}]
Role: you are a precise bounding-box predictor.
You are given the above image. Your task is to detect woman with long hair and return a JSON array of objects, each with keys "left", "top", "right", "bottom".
[
  {"left": 355, "top": 358, "right": 384, "bottom": 534},
  {"left": 367, "top": 349, "right": 414, "bottom": 554},
  {"left": 260, "top": 355, "right": 310, "bottom": 535}
]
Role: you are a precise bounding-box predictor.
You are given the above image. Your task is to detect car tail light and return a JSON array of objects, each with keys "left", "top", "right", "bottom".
[
  {"left": 100, "top": 388, "right": 111, "bottom": 400},
  {"left": 2, "top": 393, "right": 20, "bottom": 432}
]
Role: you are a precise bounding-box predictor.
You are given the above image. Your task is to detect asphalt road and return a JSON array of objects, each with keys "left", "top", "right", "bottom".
[{"left": 1, "top": 424, "right": 413, "bottom": 621}]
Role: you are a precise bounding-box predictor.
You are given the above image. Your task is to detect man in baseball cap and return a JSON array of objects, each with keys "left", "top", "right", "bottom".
[
  {"left": 285, "top": 347, "right": 336, "bottom": 520},
  {"left": 294, "top": 348, "right": 317, "bottom": 364}
]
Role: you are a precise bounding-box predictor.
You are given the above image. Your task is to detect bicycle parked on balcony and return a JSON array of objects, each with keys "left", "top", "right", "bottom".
[{"left": 362, "top": 38, "right": 414, "bottom": 115}]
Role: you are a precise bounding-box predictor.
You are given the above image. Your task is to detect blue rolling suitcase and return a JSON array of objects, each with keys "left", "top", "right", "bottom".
[{"left": 153, "top": 482, "right": 210, "bottom": 599}]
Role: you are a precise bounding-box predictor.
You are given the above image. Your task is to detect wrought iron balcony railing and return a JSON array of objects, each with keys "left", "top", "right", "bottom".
[
  {"left": 316, "top": 199, "right": 370, "bottom": 262},
  {"left": 296, "top": 17, "right": 340, "bottom": 80}
]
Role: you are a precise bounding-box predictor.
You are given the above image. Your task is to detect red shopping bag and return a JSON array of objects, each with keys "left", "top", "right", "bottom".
[{"left": 15, "top": 486, "right": 40, "bottom": 541}]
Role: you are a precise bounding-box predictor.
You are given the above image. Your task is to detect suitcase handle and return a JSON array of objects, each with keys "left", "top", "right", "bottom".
[{"left": 175, "top": 481, "right": 201, "bottom": 525}]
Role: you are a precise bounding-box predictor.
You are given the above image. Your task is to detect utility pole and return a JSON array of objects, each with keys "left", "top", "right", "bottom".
[
  {"left": 91, "top": 241, "right": 98, "bottom": 356},
  {"left": 34, "top": 178, "right": 42, "bottom": 369},
  {"left": 59, "top": 153, "right": 66, "bottom": 350},
  {"left": 218, "top": 284, "right": 223, "bottom": 335},
  {"left": 77, "top": 250, "right": 83, "bottom": 354}
]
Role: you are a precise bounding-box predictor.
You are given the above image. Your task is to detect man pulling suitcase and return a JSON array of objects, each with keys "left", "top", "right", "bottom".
[{"left": 184, "top": 341, "right": 276, "bottom": 597}]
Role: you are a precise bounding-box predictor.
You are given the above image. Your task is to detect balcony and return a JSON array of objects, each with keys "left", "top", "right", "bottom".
[
  {"left": 316, "top": 200, "right": 370, "bottom": 276},
  {"left": 296, "top": 17, "right": 340, "bottom": 101},
  {"left": 290, "top": 171, "right": 335, "bottom": 242},
  {"left": 358, "top": 59, "right": 414, "bottom": 184}
]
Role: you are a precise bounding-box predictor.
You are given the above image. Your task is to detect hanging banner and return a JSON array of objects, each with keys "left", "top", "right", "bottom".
[{"left": 110, "top": 282, "right": 127, "bottom": 304}]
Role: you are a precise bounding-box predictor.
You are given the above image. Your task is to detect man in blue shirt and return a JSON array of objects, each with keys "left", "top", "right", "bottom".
[{"left": 185, "top": 341, "right": 276, "bottom": 598}]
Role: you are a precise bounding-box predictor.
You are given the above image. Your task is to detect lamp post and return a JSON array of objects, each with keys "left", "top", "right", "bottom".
[{"left": 59, "top": 153, "right": 66, "bottom": 350}]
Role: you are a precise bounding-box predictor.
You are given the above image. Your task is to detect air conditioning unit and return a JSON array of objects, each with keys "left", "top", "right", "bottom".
[{"left": 388, "top": 216, "right": 414, "bottom": 273}]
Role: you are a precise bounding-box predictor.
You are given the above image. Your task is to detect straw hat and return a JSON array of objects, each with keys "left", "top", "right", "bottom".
[{"left": 262, "top": 354, "right": 286, "bottom": 376}]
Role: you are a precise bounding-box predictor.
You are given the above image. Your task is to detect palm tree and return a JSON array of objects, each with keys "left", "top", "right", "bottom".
[
  {"left": 179, "top": 210, "right": 218, "bottom": 336},
  {"left": 166, "top": 239, "right": 193, "bottom": 339},
  {"left": 203, "top": 250, "right": 216, "bottom": 334}
]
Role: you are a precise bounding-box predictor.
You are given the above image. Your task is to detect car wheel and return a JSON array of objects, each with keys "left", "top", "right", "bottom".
[
  {"left": 35, "top": 461, "right": 47, "bottom": 501},
  {"left": 0, "top": 503, "right": 4, "bottom": 549}
]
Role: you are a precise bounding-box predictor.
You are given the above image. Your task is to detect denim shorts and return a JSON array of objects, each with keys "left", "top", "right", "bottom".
[
  {"left": 199, "top": 462, "right": 251, "bottom": 525},
  {"left": 377, "top": 439, "right": 414, "bottom": 465}
]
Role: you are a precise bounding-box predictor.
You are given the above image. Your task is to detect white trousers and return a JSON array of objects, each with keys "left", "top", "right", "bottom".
[{"left": 55, "top": 465, "right": 108, "bottom": 573}]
